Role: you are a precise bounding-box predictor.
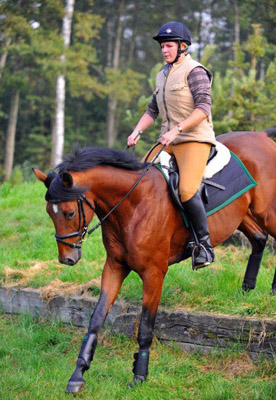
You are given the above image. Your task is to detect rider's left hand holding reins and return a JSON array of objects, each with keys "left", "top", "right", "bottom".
[{"left": 160, "top": 108, "right": 208, "bottom": 146}]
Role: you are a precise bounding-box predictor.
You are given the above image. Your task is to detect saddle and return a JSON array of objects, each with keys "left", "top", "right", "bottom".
[{"left": 154, "top": 141, "right": 231, "bottom": 214}]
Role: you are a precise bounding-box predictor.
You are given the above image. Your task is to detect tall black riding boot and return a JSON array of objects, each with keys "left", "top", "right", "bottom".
[{"left": 182, "top": 191, "right": 215, "bottom": 270}]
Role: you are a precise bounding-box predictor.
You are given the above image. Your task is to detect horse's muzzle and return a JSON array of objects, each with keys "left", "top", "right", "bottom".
[{"left": 59, "top": 248, "right": 82, "bottom": 266}]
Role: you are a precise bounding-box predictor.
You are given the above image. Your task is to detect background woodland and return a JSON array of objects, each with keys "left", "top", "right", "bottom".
[{"left": 0, "top": 0, "right": 276, "bottom": 181}]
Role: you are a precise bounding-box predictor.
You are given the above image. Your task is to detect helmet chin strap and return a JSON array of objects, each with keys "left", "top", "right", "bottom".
[{"left": 171, "top": 40, "right": 187, "bottom": 64}]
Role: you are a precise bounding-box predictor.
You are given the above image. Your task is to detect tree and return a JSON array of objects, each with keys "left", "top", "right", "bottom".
[
  {"left": 211, "top": 23, "right": 274, "bottom": 134},
  {"left": 1, "top": 0, "right": 34, "bottom": 180},
  {"left": 4, "top": 90, "right": 19, "bottom": 180},
  {"left": 0, "top": 0, "right": 64, "bottom": 180},
  {"left": 1, "top": 0, "right": 276, "bottom": 178},
  {"left": 106, "top": 0, "right": 125, "bottom": 148},
  {"left": 51, "top": 0, "right": 75, "bottom": 166}
]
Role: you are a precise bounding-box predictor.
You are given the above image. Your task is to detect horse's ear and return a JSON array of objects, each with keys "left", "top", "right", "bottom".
[
  {"left": 33, "top": 168, "right": 56, "bottom": 188},
  {"left": 32, "top": 168, "right": 47, "bottom": 183},
  {"left": 62, "top": 172, "right": 74, "bottom": 188}
]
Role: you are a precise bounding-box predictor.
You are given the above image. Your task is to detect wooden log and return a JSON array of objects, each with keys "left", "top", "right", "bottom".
[{"left": 0, "top": 287, "right": 275, "bottom": 359}]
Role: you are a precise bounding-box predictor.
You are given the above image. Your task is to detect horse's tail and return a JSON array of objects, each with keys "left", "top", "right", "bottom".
[{"left": 265, "top": 126, "right": 276, "bottom": 139}]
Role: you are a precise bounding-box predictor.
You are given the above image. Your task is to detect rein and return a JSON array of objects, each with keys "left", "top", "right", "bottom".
[{"left": 54, "top": 142, "right": 165, "bottom": 249}]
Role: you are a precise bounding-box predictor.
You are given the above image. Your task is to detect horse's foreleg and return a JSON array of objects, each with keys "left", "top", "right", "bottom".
[
  {"left": 66, "top": 260, "right": 129, "bottom": 394},
  {"left": 238, "top": 215, "right": 268, "bottom": 291},
  {"left": 129, "top": 268, "right": 165, "bottom": 387},
  {"left": 272, "top": 239, "right": 276, "bottom": 295}
]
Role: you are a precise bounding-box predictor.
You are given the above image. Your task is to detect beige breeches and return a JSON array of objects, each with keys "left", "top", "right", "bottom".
[{"left": 144, "top": 142, "right": 211, "bottom": 202}]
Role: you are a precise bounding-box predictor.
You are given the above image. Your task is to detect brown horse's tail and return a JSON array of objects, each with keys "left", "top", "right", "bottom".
[{"left": 265, "top": 126, "right": 276, "bottom": 139}]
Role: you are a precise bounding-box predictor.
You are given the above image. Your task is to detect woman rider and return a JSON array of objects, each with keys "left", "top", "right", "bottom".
[{"left": 127, "top": 21, "right": 216, "bottom": 270}]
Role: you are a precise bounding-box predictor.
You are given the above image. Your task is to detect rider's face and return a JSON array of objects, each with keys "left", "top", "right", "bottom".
[{"left": 160, "top": 41, "right": 178, "bottom": 63}]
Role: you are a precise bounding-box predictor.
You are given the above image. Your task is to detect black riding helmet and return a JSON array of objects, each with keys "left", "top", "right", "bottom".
[{"left": 153, "top": 21, "right": 191, "bottom": 63}]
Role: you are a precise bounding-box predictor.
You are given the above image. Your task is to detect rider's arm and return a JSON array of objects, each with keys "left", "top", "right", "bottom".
[
  {"left": 127, "top": 113, "right": 155, "bottom": 146},
  {"left": 127, "top": 93, "right": 159, "bottom": 146},
  {"left": 187, "top": 67, "right": 211, "bottom": 117},
  {"left": 177, "top": 67, "right": 211, "bottom": 130}
]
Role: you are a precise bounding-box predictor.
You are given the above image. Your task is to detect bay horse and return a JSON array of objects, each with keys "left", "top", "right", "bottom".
[{"left": 33, "top": 129, "right": 276, "bottom": 393}]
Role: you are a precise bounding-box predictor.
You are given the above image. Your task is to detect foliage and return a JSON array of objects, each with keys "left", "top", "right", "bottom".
[
  {"left": 1, "top": 1, "right": 276, "bottom": 176},
  {"left": 8, "top": 166, "right": 23, "bottom": 185},
  {"left": 105, "top": 68, "right": 145, "bottom": 103},
  {"left": 211, "top": 24, "right": 276, "bottom": 134}
]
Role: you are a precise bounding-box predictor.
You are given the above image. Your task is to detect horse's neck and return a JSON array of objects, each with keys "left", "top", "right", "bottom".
[{"left": 85, "top": 166, "right": 142, "bottom": 211}]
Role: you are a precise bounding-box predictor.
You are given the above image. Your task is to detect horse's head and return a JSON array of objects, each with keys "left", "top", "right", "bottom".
[{"left": 33, "top": 168, "right": 95, "bottom": 266}]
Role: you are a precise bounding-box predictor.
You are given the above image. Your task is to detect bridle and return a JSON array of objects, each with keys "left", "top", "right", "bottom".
[
  {"left": 53, "top": 142, "right": 166, "bottom": 250},
  {"left": 54, "top": 195, "right": 96, "bottom": 249}
]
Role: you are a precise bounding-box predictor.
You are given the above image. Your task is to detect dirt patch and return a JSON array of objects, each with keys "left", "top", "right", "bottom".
[
  {"left": 2, "top": 261, "right": 61, "bottom": 287},
  {"left": 198, "top": 352, "right": 257, "bottom": 378},
  {"left": 40, "top": 277, "right": 102, "bottom": 301}
]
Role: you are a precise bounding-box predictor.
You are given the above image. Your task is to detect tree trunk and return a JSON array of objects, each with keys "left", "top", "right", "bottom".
[
  {"left": 107, "top": 0, "right": 125, "bottom": 148},
  {"left": 51, "top": 0, "right": 75, "bottom": 167},
  {"left": 127, "top": 2, "right": 140, "bottom": 67},
  {"left": 4, "top": 90, "right": 20, "bottom": 181},
  {"left": 0, "top": 37, "right": 11, "bottom": 79},
  {"left": 233, "top": 0, "right": 240, "bottom": 45},
  {"left": 106, "top": 14, "right": 114, "bottom": 68},
  {"left": 197, "top": 12, "right": 203, "bottom": 61},
  {"left": 229, "top": 0, "right": 240, "bottom": 119}
]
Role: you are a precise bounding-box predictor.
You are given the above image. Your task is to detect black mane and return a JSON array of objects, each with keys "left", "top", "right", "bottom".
[
  {"left": 56, "top": 146, "right": 146, "bottom": 174},
  {"left": 45, "top": 146, "right": 147, "bottom": 202}
]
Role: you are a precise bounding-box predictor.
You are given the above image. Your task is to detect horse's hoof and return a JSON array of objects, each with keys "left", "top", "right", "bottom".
[
  {"left": 128, "top": 375, "right": 146, "bottom": 389},
  {"left": 65, "top": 379, "right": 85, "bottom": 394},
  {"left": 272, "top": 288, "right": 276, "bottom": 295},
  {"left": 242, "top": 282, "right": 255, "bottom": 292}
]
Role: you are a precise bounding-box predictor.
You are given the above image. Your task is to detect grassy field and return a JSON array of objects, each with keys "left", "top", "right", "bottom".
[
  {"left": 0, "top": 312, "right": 275, "bottom": 400},
  {"left": 0, "top": 181, "right": 276, "bottom": 317}
]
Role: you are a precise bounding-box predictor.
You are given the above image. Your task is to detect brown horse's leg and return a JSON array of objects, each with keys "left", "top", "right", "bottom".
[
  {"left": 272, "top": 268, "right": 276, "bottom": 295},
  {"left": 66, "top": 260, "right": 130, "bottom": 394},
  {"left": 129, "top": 267, "right": 166, "bottom": 387},
  {"left": 238, "top": 214, "right": 268, "bottom": 291},
  {"left": 250, "top": 199, "right": 276, "bottom": 294}
]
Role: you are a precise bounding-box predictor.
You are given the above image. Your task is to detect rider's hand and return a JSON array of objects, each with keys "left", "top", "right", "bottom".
[
  {"left": 127, "top": 130, "right": 141, "bottom": 147},
  {"left": 159, "top": 126, "right": 179, "bottom": 146}
]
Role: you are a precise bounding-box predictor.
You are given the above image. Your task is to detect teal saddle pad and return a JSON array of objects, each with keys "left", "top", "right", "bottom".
[{"left": 155, "top": 151, "right": 257, "bottom": 226}]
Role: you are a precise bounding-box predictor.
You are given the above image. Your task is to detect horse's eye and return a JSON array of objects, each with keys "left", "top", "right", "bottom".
[{"left": 64, "top": 210, "right": 76, "bottom": 220}]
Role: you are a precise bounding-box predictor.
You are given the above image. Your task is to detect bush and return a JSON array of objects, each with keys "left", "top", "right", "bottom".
[{"left": 9, "top": 166, "right": 23, "bottom": 185}]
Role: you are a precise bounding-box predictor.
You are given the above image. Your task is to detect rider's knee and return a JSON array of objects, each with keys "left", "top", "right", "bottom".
[{"left": 179, "top": 187, "right": 197, "bottom": 202}]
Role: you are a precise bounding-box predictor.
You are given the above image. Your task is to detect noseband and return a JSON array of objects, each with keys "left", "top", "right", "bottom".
[{"left": 55, "top": 195, "right": 95, "bottom": 249}]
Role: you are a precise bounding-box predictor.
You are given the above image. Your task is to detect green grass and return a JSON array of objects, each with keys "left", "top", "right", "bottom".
[
  {"left": 0, "top": 313, "right": 275, "bottom": 400},
  {"left": 0, "top": 181, "right": 276, "bottom": 318}
]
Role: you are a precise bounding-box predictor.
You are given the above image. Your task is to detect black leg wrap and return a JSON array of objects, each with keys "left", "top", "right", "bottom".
[
  {"left": 77, "top": 333, "right": 98, "bottom": 371},
  {"left": 66, "top": 333, "right": 97, "bottom": 394},
  {"left": 242, "top": 252, "right": 263, "bottom": 291},
  {"left": 132, "top": 349, "right": 150, "bottom": 382}
]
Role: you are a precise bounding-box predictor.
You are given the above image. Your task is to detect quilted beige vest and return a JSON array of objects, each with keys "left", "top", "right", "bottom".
[{"left": 155, "top": 54, "right": 216, "bottom": 145}]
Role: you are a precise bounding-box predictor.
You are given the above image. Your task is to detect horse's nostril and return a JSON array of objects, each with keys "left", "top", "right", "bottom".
[
  {"left": 59, "top": 256, "right": 77, "bottom": 266},
  {"left": 65, "top": 258, "right": 76, "bottom": 266}
]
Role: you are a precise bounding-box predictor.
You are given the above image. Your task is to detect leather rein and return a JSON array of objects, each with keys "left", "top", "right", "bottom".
[{"left": 54, "top": 142, "right": 165, "bottom": 250}]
